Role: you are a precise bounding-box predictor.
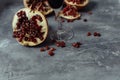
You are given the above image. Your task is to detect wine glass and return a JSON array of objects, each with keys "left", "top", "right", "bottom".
[{"left": 47, "top": 0, "right": 74, "bottom": 41}]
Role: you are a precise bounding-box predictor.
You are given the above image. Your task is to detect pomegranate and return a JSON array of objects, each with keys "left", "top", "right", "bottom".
[
  {"left": 59, "top": 5, "right": 81, "bottom": 20},
  {"left": 23, "top": 0, "right": 54, "bottom": 15},
  {"left": 12, "top": 8, "right": 48, "bottom": 46},
  {"left": 64, "top": 0, "right": 89, "bottom": 9}
]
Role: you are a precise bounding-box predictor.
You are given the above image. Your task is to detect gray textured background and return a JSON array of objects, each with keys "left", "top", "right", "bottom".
[{"left": 0, "top": 0, "right": 120, "bottom": 80}]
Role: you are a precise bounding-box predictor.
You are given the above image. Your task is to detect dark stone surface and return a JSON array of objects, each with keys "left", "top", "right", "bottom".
[{"left": 0, "top": 0, "right": 120, "bottom": 80}]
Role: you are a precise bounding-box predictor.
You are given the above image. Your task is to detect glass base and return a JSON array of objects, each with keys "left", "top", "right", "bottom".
[
  {"left": 50, "top": 29, "right": 74, "bottom": 41},
  {"left": 57, "top": 29, "right": 74, "bottom": 41}
]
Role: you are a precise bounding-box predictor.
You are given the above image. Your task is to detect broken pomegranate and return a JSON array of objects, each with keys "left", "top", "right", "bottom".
[
  {"left": 23, "top": 0, "right": 54, "bottom": 15},
  {"left": 64, "top": 0, "right": 89, "bottom": 9},
  {"left": 12, "top": 8, "right": 48, "bottom": 46},
  {"left": 59, "top": 5, "right": 81, "bottom": 20}
]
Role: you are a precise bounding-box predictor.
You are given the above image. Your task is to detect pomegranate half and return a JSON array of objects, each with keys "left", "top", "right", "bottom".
[
  {"left": 64, "top": 0, "right": 89, "bottom": 9},
  {"left": 59, "top": 6, "right": 81, "bottom": 20},
  {"left": 12, "top": 8, "right": 48, "bottom": 46},
  {"left": 23, "top": 0, "right": 54, "bottom": 15}
]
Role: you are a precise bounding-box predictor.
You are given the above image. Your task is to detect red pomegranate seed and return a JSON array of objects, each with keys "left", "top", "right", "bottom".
[
  {"left": 72, "top": 43, "right": 76, "bottom": 47},
  {"left": 87, "top": 32, "right": 92, "bottom": 36},
  {"left": 61, "top": 41, "right": 66, "bottom": 47},
  {"left": 45, "top": 46, "right": 50, "bottom": 50},
  {"left": 32, "top": 38, "right": 37, "bottom": 43},
  {"left": 72, "top": 42, "right": 82, "bottom": 48},
  {"left": 18, "top": 37, "right": 23, "bottom": 42},
  {"left": 56, "top": 42, "right": 61, "bottom": 47},
  {"left": 40, "top": 48, "right": 45, "bottom": 52},
  {"left": 94, "top": 32, "right": 98, "bottom": 36},
  {"left": 48, "top": 50, "right": 54, "bottom": 56},
  {"left": 56, "top": 41, "right": 66, "bottom": 47}
]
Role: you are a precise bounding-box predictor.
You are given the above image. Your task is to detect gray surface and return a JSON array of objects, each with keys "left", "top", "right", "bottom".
[{"left": 0, "top": 0, "right": 120, "bottom": 80}]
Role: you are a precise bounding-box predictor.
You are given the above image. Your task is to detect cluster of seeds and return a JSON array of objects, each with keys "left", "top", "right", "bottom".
[
  {"left": 40, "top": 40, "right": 82, "bottom": 56},
  {"left": 13, "top": 11, "right": 45, "bottom": 43},
  {"left": 87, "top": 32, "right": 101, "bottom": 37}
]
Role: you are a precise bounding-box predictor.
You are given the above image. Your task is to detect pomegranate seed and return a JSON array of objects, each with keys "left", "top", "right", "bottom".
[
  {"left": 56, "top": 41, "right": 66, "bottom": 47},
  {"left": 45, "top": 46, "right": 50, "bottom": 50},
  {"left": 40, "top": 48, "right": 45, "bottom": 52},
  {"left": 87, "top": 32, "right": 92, "bottom": 36},
  {"left": 48, "top": 50, "right": 54, "bottom": 56},
  {"left": 94, "top": 32, "right": 98, "bottom": 37},
  {"left": 72, "top": 42, "right": 82, "bottom": 48},
  {"left": 61, "top": 41, "right": 66, "bottom": 47},
  {"left": 56, "top": 42, "right": 61, "bottom": 47},
  {"left": 18, "top": 37, "right": 23, "bottom": 42}
]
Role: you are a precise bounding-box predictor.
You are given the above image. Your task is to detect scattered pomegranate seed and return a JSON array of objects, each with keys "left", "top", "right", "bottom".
[
  {"left": 48, "top": 50, "right": 54, "bottom": 56},
  {"left": 93, "top": 32, "right": 101, "bottom": 37},
  {"left": 94, "top": 32, "right": 98, "bottom": 37},
  {"left": 87, "top": 32, "right": 92, "bottom": 36},
  {"left": 72, "top": 42, "right": 82, "bottom": 48},
  {"left": 61, "top": 41, "right": 66, "bottom": 47},
  {"left": 40, "top": 48, "right": 45, "bottom": 52},
  {"left": 56, "top": 41, "right": 66, "bottom": 48},
  {"left": 45, "top": 46, "right": 50, "bottom": 50},
  {"left": 56, "top": 42, "right": 61, "bottom": 47}
]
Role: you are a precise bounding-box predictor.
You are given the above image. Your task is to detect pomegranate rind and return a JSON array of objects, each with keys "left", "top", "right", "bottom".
[
  {"left": 64, "top": 0, "right": 89, "bottom": 9},
  {"left": 12, "top": 8, "right": 48, "bottom": 46},
  {"left": 23, "top": 0, "right": 54, "bottom": 15}
]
